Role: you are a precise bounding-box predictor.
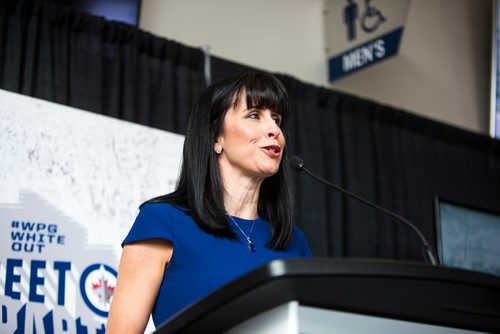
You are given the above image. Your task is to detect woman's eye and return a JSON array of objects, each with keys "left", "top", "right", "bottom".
[
  {"left": 248, "top": 113, "right": 259, "bottom": 119},
  {"left": 273, "top": 116, "right": 282, "bottom": 125}
]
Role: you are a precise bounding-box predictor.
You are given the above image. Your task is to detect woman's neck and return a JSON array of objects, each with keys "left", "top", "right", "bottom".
[{"left": 221, "top": 173, "right": 263, "bottom": 220}]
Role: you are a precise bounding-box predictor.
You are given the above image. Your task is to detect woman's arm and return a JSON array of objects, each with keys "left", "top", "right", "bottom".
[{"left": 106, "top": 238, "right": 173, "bottom": 333}]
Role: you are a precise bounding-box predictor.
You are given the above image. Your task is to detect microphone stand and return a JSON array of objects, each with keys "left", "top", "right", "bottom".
[{"left": 296, "top": 162, "right": 439, "bottom": 266}]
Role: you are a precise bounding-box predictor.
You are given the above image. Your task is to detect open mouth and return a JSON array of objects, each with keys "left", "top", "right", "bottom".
[{"left": 261, "top": 145, "right": 281, "bottom": 155}]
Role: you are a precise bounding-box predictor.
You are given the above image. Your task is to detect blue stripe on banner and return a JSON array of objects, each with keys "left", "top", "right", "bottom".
[
  {"left": 2, "top": 305, "right": 7, "bottom": 324},
  {"left": 329, "top": 27, "right": 404, "bottom": 82}
]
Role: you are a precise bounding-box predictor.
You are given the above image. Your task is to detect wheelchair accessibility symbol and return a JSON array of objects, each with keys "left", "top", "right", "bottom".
[{"left": 344, "top": 0, "right": 386, "bottom": 41}]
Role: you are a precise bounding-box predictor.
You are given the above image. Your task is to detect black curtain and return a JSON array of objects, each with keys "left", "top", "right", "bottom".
[
  {"left": 2, "top": 0, "right": 500, "bottom": 263},
  {"left": 0, "top": 0, "right": 206, "bottom": 133},
  {"left": 281, "top": 76, "right": 500, "bottom": 261}
]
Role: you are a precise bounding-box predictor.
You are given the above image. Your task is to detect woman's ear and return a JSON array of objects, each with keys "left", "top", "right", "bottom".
[{"left": 214, "top": 141, "right": 222, "bottom": 155}]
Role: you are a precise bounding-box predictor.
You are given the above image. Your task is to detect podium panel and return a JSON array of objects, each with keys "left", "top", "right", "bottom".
[
  {"left": 155, "top": 259, "right": 500, "bottom": 333},
  {"left": 228, "top": 302, "right": 486, "bottom": 334}
]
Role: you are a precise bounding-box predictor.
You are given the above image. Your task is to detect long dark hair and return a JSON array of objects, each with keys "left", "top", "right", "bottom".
[{"left": 144, "top": 72, "right": 293, "bottom": 250}]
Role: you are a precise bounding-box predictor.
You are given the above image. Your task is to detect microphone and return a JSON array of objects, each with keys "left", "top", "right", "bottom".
[{"left": 289, "top": 155, "right": 439, "bottom": 266}]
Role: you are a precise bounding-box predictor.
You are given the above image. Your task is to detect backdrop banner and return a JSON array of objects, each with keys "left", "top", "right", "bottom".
[
  {"left": 0, "top": 89, "right": 184, "bottom": 333},
  {"left": 324, "top": 0, "right": 410, "bottom": 81}
]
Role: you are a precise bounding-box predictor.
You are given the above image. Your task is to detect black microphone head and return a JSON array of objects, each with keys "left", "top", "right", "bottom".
[{"left": 289, "top": 156, "right": 305, "bottom": 172}]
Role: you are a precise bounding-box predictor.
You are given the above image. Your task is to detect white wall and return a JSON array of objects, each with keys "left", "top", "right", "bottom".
[
  {"left": 139, "top": 0, "right": 492, "bottom": 134},
  {"left": 139, "top": 0, "right": 326, "bottom": 85},
  {"left": 331, "top": 0, "right": 492, "bottom": 135}
]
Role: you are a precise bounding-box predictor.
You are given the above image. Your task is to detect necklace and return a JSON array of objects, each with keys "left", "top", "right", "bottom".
[{"left": 228, "top": 215, "right": 256, "bottom": 252}]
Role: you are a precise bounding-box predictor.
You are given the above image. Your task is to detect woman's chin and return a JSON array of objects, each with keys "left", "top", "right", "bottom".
[{"left": 259, "top": 165, "right": 280, "bottom": 177}]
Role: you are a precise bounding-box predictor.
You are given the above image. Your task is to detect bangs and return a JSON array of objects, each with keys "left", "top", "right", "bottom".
[{"left": 232, "top": 73, "right": 289, "bottom": 121}]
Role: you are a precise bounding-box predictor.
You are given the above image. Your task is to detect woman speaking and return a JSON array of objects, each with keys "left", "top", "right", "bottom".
[{"left": 107, "top": 72, "right": 312, "bottom": 332}]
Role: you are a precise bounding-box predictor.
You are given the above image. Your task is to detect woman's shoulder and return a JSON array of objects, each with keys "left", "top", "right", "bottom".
[
  {"left": 291, "top": 225, "right": 306, "bottom": 237},
  {"left": 140, "top": 197, "right": 189, "bottom": 215},
  {"left": 290, "top": 225, "right": 313, "bottom": 257},
  {"left": 140, "top": 201, "right": 184, "bottom": 212}
]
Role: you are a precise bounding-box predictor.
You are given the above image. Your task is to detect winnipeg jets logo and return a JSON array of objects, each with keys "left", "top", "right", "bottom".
[
  {"left": 91, "top": 276, "right": 115, "bottom": 305},
  {"left": 80, "top": 264, "right": 118, "bottom": 317}
]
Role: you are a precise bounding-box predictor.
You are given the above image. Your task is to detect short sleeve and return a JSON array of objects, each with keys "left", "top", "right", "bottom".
[{"left": 122, "top": 203, "right": 174, "bottom": 247}]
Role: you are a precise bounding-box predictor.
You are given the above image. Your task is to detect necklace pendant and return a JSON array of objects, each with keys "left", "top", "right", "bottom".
[
  {"left": 228, "top": 215, "right": 257, "bottom": 252},
  {"left": 247, "top": 239, "right": 256, "bottom": 252}
]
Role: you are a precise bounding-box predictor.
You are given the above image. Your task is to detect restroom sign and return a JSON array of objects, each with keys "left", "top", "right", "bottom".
[{"left": 324, "top": 0, "right": 411, "bottom": 81}]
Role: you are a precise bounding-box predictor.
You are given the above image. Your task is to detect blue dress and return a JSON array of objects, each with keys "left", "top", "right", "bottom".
[{"left": 122, "top": 202, "right": 312, "bottom": 327}]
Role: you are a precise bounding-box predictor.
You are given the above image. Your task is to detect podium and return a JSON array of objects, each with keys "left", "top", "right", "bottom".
[{"left": 155, "top": 258, "right": 500, "bottom": 333}]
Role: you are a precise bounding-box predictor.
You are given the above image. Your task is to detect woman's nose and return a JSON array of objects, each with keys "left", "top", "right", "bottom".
[{"left": 265, "top": 117, "right": 281, "bottom": 138}]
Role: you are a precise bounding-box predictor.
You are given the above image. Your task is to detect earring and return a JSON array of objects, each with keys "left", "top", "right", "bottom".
[{"left": 215, "top": 147, "right": 222, "bottom": 154}]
